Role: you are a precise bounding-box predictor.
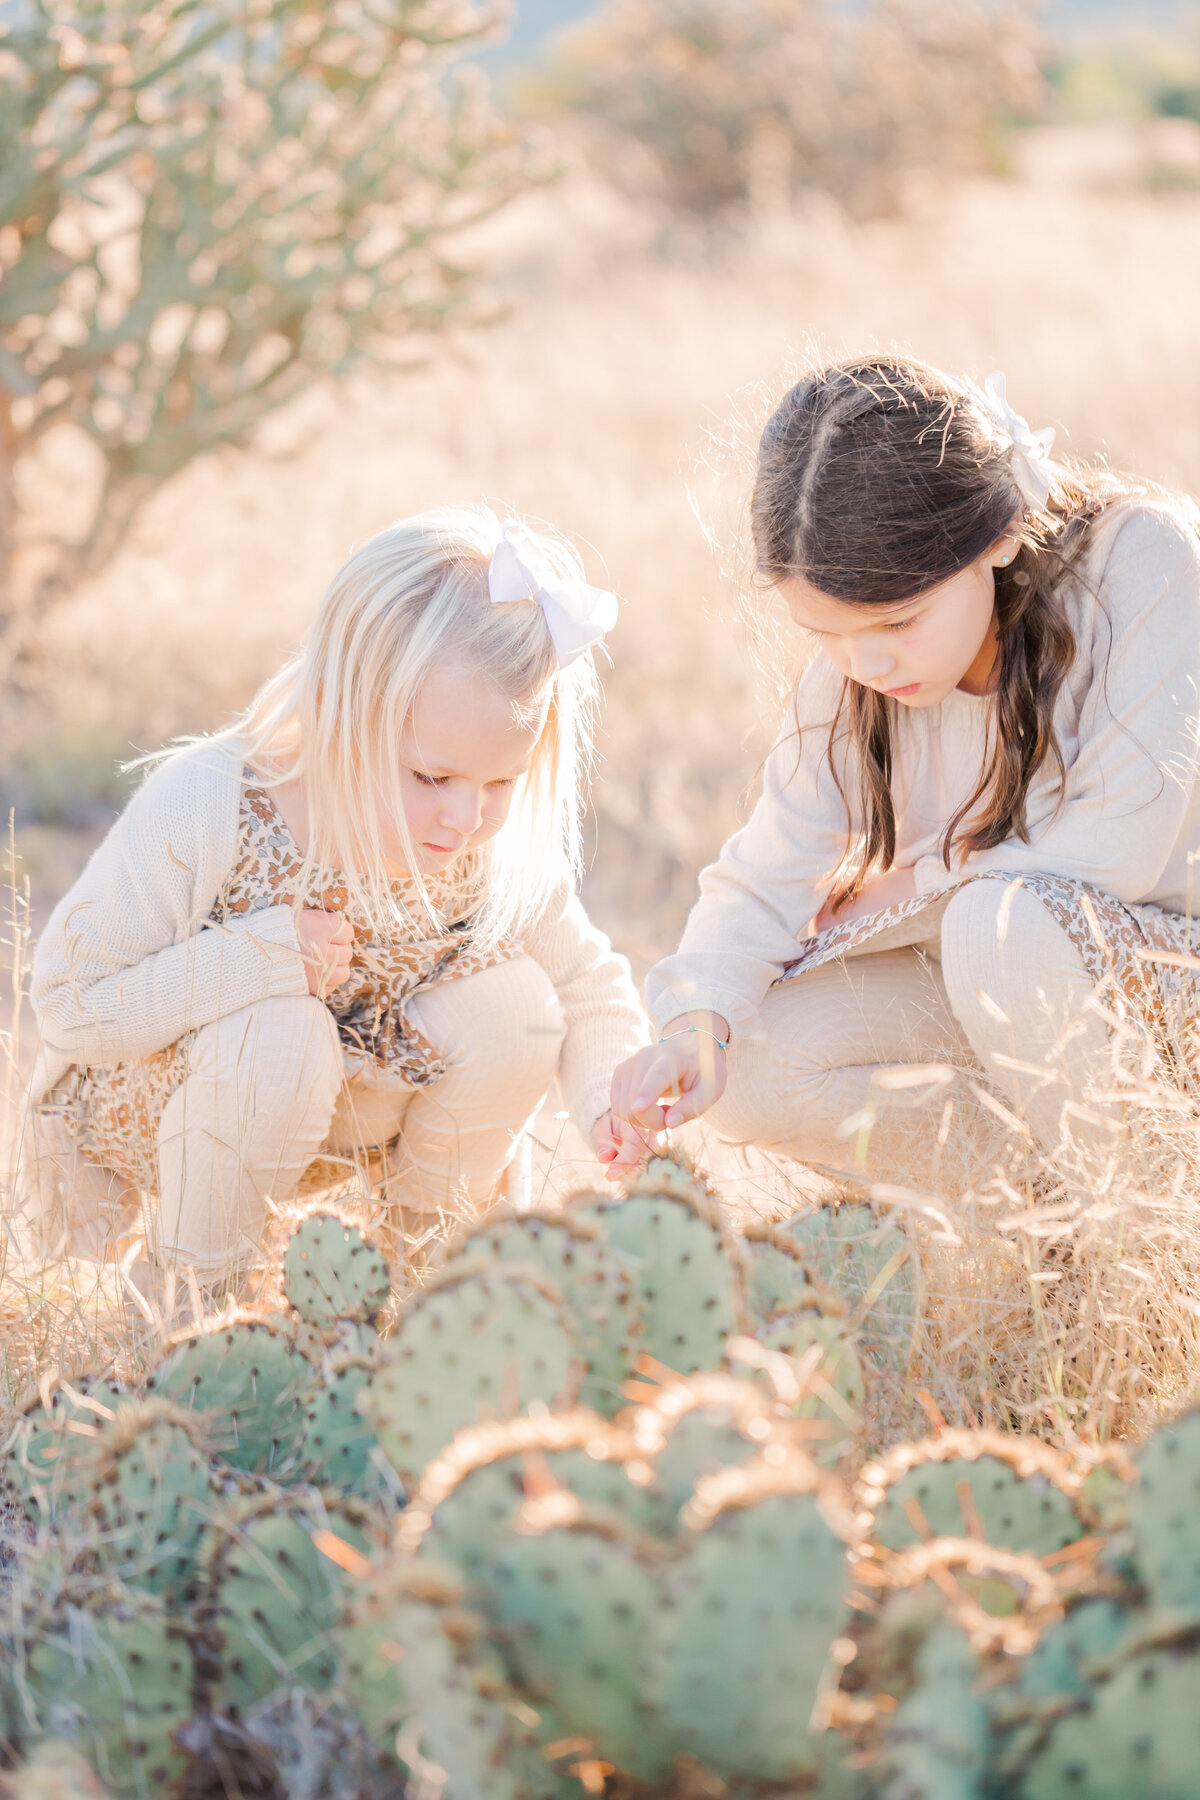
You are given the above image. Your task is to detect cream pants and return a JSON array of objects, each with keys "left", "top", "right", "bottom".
[
  {"left": 710, "top": 882, "right": 1119, "bottom": 1194},
  {"left": 35, "top": 955, "right": 565, "bottom": 1278}
]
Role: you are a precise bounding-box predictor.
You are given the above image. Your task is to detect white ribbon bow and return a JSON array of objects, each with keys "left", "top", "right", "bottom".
[
  {"left": 487, "top": 519, "right": 618, "bottom": 669},
  {"left": 960, "top": 370, "right": 1057, "bottom": 510}
]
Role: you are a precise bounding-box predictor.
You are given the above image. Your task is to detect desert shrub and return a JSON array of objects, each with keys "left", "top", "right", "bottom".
[
  {"left": 527, "top": 0, "right": 1043, "bottom": 217},
  {"left": 0, "top": 0, "right": 541, "bottom": 690}
]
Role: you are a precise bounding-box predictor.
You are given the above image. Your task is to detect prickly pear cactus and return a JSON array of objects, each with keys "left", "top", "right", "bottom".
[
  {"left": 1019, "top": 1647, "right": 1200, "bottom": 1799},
  {"left": 757, "top": 1314, "right": 865, "bottom": 1465},
  {"left": 3, "top": 1380, "right": 134, "bottom": 1522},
  {"left": 417, "top": 1440, "right": 658, "bottom": 1581},
  {"left": 443, "top": 1210, "right": 641, "bottom": 1415},
  {"left": 740, "top": 1222, "right": 826, "bottom": 1328},
  {"left": 283, "top": 1211, "right": 392, "bottom": 1330},
  {"left": 880, "top": 1619, "right": 989, "bottom": 1800},
  {"left": 632, "top": 1378, "right": 787, "bottom": 1527},
  {"left": 490, "top": 1517, "right": 672, "bottom": 1785},
  {"left": 1127, "top": 1405, "right": 1200, "bottom": 1611},
  {"left": 572, "top": 1181, "right": 739, "bottom": 1375},
  {"left": 339, "top": 1563, "right": 572, "bottom": 1800},
  {"left": 16, "top": 1599, "right": 194, "bottom": 1799},
  {"left": 1014, "top": 1597, "right": 1130, "bottom": 1702},
  {"left": 147, "top": 1313, "right": 313, "bottom": 1477},
  {"left": 81, "top": 1400, "right": 218, "bottom": 1599},
  {"left": 203, "top": 1498, "right": 347, "bottom": 1712},
  {"left": 655, "top": 1482, "right": 850, "bottom": 1782},
  {"left": 784, "top": 1202, "right": 918, "bottom": 1375},
  {"left": 859, "top": 1436, "right": 1082, "bottom": 1557},
  {"left": 359, "top": 1265, "right": 579, "bottom": 1487},
  {"left": 301, "top": 1324, "right": 381, "bottom": 1495}
]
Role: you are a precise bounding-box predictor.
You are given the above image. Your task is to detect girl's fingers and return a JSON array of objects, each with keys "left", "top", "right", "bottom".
[
  {"left": 663, "top": 1091, "right": 706, "bottom": 1127},
  {"left": 610, "top": 1049, "right": 662, "bottom": 1122},
  {"left": 629, "top": 1049, "right": 686, "bottom": 1113}
]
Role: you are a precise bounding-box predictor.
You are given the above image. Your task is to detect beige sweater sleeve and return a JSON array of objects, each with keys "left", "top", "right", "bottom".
[
  {"left": 31, "top": 744, "right": 309, "bottom": 1071},
  {"left": 645, "top": 656, "right": 851, "bottom": 1033},
  {"left": 522, "top": 876, "right": 650, "bottom": 1137}
]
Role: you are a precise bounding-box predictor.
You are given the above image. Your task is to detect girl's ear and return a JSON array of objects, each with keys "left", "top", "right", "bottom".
[{"left": 990, "top": 533, "right": 1020, "bottom": 569}]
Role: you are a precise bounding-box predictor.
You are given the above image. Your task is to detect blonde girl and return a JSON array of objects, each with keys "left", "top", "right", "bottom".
[
  {"left": 28, "top": 506, "right": 648, "bottom": 1292},
  {"left": 612, "top": 356, "right": 1200, "bottom": 1199}
]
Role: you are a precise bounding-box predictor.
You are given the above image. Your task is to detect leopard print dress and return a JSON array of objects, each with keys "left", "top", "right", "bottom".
[{"left": 56, "top": 778, "right": 514, "bottom": 1192}]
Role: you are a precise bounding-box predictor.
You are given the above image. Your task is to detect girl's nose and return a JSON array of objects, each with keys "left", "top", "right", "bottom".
[
  {"left": 440, "top": 786, "right": 484, "bottom": 837},
  {"left": 850, "top": 644, "right": 897, "bottom": 684}
]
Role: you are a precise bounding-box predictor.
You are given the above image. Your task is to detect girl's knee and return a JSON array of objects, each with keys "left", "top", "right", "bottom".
[
  {"left": 187, "top": 995, "right": 343, "bottom": 1113},
  {"left": 412, "top": 956, "right": 565, "bottom": 1088},
  {"left": 941, "top": 880, "right": 1088, "bottom": 1016}
]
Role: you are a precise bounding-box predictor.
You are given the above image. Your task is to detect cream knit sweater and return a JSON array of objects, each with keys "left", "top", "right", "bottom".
[
  {"left": 648, "top": 503, "right": 1200, "bottom": 1034},
  {"left": 30, "top": 741, "right": 647, "bottom": 1135}
]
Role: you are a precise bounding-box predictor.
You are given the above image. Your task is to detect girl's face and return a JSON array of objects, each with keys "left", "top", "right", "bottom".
[
  {"left": 777, "top": 536, "right": 1017, "bottom": 707},
  {"left": 387, "top": 658, "right": 551, "bottom": 877}
]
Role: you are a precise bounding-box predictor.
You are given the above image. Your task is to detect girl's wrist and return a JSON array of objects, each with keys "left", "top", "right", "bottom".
[{"left": 659, "top": 1010, "right": 731, "bottom": 1052}]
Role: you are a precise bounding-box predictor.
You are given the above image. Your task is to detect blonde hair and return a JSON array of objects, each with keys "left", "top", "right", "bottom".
[{"left": 202, "top": 504, "right": 601, "bottom": 948}]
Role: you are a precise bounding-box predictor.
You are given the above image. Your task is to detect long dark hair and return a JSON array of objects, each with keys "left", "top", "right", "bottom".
[{"left": 752, "top": 355, "right": 1130, "bottom": 908}]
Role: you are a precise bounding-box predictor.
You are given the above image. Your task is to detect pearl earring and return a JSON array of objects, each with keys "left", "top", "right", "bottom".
[{"left": 1000, "top": 554, "right": 1012, "bottom": 565}]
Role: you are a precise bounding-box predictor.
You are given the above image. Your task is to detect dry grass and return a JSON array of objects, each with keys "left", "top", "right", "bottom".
[{"left": 4, "top": 122, "right": 1200, "bottom": 1451}]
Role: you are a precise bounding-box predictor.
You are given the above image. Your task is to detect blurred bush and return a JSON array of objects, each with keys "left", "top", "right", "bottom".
[
  {"left": 0, "top": 0, "right": 541, "bottom": 695},
  {"left": 1048, "top": 36, "right": 1200, "bottom": 127},
  {"left": 520, "top": 0, "right": 1043, "bottom": 217}
]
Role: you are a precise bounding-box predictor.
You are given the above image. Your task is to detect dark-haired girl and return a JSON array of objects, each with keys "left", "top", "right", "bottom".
[{"left": 611, "top": 358, "right": 1200, "bottom": 1196}]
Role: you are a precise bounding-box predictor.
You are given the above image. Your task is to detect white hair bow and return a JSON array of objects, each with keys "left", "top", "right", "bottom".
[
  {"left": 960, "top": 370, "right": 1057, "bottom": 510},
  {"left": 488, "top": 519, "right": 618, "bottom": 669}
]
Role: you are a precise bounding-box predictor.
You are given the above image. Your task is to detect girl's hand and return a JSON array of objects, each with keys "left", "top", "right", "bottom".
[
  {"left": 609, "top": 1012, "right": 730, "bottom": 1132},
  {"left": 298, "top": 908, "right": 355, "bottom": 997},
  {"left": 812, "top": 864, "right": 918, "bottom": 933},
  {"left": 591, "top": 1110, "right": 651, "bottom": 1181}
]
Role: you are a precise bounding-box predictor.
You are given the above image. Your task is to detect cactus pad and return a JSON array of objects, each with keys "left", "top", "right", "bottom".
[
  {"left": 784, "top": 1203, "right": 917, "bottom": 1374},
  {"left": 758, "top": 1315, "right": 864, "bottom": 1463},
  {"left": 360, "top": 1266, "right": 579, "bottom": 1487},
  {"left": 1128, "top": 1407, "right": 1200, "bottom": 1611},
  {"left": 4, "top": 1380, "right": 134, "bottom": 1521},
  {"left": 82, "top": 1400, "right": 217, "bottom": 1599},
  {"left": 573, "top": 1191, "right": 738, "bottom": 1375},
  {"left": 20, "top": 1603, "right": 193, "bottom": 1798},
  {"left": 146, "top": 1315, "right": 313, "bottom": 1476},
  {"left": 865, "top": 1455, "right": 1081, "bottom": 1557},
  {"left": 881, "top": 1619, "right": 989, "bottom": 1800},
  {"left": 656, "top": 1491, "right": 849, "bottom": 1781},
  {"left": 339, "top": 1565, "right": 570, "bottom": 1800},
  {"left": 283, "top": 1211, "right": 392, "bottom": 1329},
  {"left": 740, "top": 1224, "right": 822, "bottom": 1329},
  {"left": 301, "top": 1328, "right": 381, "bottom": 1494},
  {"left": 491, "top": 1519, "right": 672, "bottom": 1784},
  {"left": 444, "top": 1211, "right": 641, "bottom": 1415},
  {"left": 420, "top": 1444, "right": 657, "bottom": 1583},
  {"left": 1016, "top": 1599, "right": 1130, "bottom": 1701},
  {"left": 1020, "top": 1648, "right": 1200, "bottom": 1799},
  {"left": 205, "top": 1504, "right": 346, "bottom": 1711}
]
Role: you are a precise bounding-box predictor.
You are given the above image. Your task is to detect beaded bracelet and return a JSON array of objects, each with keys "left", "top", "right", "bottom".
[{"left": 659, "top": 1024, "right": 730, "bottom": 1052}]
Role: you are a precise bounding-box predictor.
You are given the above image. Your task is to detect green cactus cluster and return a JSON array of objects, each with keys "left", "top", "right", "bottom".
[{"left": 3, "top": 1162, "right": 1200, "bottom": 1799}]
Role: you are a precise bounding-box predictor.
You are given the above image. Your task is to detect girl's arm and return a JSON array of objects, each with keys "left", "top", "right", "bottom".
[
  {"left": 32, "top": 748, "right": 310, "bottom": 1066},
  {"left": 645, "top": 657, "right": 853, "bottom": 1036},
  {"left": 915, "top": 508, "right": 1200, "bottom": 902},
  {"left": 521, "top": 877, "right": 650, "bottom": 1149}
]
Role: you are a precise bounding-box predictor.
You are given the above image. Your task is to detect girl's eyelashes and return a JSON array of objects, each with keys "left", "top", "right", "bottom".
[
  {"left": 410, "top": 769, "right": 519, "bottom": 790},
  {"left": 883, "top": 616, "right": 917, "bottom": 633}
]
